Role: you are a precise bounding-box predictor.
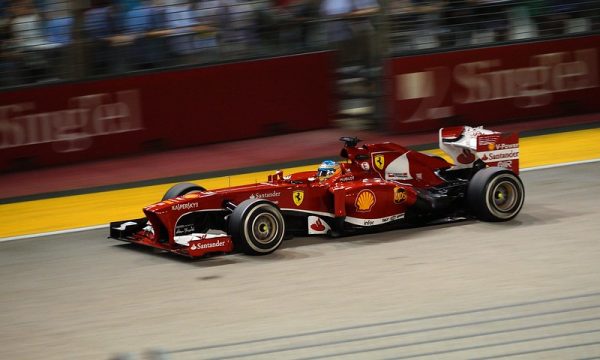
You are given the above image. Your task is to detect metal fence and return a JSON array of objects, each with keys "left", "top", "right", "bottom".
[
  {"left": 387, "top": 0, "right": 600, "bottom": 54},
  {"left": 1, "top": 0, "right": 600, "bottom": 89},
  {"left": 0, "top": 0, "right": 332, "bottom": 88}
]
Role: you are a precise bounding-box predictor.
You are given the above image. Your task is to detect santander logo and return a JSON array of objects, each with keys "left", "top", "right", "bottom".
[
  {"left": 308, "top": 216, "right": 331, "bottom": 234},
  {"left": 310, "top": 218, "right": 326, "bottom": 232},
  {"left": 457, "top": 149, "right": 476, "bottom": 164},
  {"left": 190, "top": 240, "right": 225, "bottom": 251}
]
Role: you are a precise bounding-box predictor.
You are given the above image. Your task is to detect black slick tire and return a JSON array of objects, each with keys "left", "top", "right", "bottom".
[
  {"left": 162, "top": 183, "right": 206, "bottom": 201},
  {"left": 229, "top": 199, "right": 285, "bottom": 255},
  {"left": 467, "top": 167, "right": 525, "bottom": 222}
]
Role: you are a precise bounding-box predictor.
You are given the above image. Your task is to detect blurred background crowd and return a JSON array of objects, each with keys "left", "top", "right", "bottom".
[{"left": 1, "top": 0, "right": 599, "bottom": 88}]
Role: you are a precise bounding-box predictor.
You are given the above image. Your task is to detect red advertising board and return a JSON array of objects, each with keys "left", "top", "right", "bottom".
[
  {"left": 0, "top": 52, "right": 334, "bottom": 172},
  {"left": 389, "top": 35, "right": 600, "bottom": 132}
]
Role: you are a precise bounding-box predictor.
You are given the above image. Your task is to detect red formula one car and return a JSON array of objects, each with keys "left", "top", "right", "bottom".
[{"left": 110, "top": 126, "right": 524, "bottom": 258}]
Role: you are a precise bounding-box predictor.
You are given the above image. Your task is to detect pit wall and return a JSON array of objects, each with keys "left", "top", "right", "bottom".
[
  {"left": 0, "top": 51, "right": 334, "bottom": 172},
  {"left": 389, "top": 35, "right": 600, "bottom": 132}
]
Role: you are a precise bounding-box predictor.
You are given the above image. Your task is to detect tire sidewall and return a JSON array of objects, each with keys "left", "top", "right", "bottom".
[
  {"left": 230, "top": 200, "right": 285, "bottom": 255},
  {"left": 484, "top": 174, "right": 524, "bottom": 220},
  {"left": 162, "top": 183, "right": 206, "bottom": 201},
  {"left": 468, "top": 168, "right": 525, "bottom": 222}
]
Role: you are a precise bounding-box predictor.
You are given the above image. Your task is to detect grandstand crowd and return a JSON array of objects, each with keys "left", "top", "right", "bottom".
[{"left": 1, "top": 0, "right": 599, "bottom": 88}]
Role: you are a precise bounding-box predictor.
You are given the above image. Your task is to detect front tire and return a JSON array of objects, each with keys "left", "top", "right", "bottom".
[
  {"left": 162, "top": 182, "right": 206, "bottom": 201},
  {"left": 229, "top": 199, "right": 285, "bottom": 255},
  {"left": 467, "top": 167, "right": 525, "bottom": 222}
]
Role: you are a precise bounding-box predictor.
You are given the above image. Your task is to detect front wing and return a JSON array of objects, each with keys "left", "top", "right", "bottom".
[{"left": 109, "top": 218, "right": 233, "bottom": 257}]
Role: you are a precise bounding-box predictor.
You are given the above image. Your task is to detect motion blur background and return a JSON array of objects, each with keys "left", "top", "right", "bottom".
[
  {"left": 2, "top": 0, "right": 600, "bottom": 173},
  {"left": 2, "top": 0, "right": 599, "bottom": 85}
]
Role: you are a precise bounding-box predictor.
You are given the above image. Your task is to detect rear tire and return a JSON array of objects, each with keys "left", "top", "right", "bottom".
[
  {"left": 162, "top": 183, "right": 206, "bottom": 201},
  {"left": 467, "top": 167, "right": 525, "bottom": 222},
  {"left": 229, "top": 199, "right": 285, "bottom": 255}
]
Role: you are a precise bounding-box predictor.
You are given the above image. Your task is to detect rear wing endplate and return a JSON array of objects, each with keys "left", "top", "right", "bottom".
[{"left": 439, "top": 126, "right": 520, "bottom": 174}]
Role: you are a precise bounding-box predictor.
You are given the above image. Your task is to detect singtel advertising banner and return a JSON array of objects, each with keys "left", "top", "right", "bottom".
[
  {"left": 389, "top": 35, "right": 600, "bottom": 132},
  {"left": 0, "top": 52, "right": 334, "bottom": 171}
]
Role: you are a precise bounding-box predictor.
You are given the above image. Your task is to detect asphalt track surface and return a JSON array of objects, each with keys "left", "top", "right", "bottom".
[{"left": 1, "top": 163, "right": 600, "bottom": 360}]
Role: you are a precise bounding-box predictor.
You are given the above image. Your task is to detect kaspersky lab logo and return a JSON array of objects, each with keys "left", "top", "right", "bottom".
[{"left": 172, "top": 203, "right": 199, "bottom": 211}]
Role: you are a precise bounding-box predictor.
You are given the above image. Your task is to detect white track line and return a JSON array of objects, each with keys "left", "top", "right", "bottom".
[
  {"left": 1, "top": 225, "right": 107, "bottom": 242},
  {"left": 520, "top": 158, "right": 600, "bottom": 172},
  {"left": 2, "top": 158, "right": 600, "bottom": 243}
]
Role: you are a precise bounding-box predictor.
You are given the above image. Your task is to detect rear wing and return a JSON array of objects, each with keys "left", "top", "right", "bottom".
[{"left": 439, "top": 126, "right": 520, "bottom": 174}]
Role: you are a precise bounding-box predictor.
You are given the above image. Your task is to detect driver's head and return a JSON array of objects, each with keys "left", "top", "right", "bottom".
[{"left": 317, "top": 160, "right": 338, "bottom": 180}]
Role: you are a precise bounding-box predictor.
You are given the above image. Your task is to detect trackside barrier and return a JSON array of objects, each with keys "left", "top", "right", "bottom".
[
  {"left": 389, "top": 35, "right": 600, "bottom": 132},
  {"left": 0, "top": 51, "right": 334, "bottom": 172}
]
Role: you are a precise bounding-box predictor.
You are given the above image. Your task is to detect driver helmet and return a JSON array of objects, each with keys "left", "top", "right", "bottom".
[{"left": 317, "top": 160, "right": 338, "bottom": 179}]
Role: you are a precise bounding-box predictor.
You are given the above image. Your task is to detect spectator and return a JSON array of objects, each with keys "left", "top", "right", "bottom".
[
  {"left": 407, "top": 0, "right": 445, "bottom": 49},
  {"left": 83, "top": 0, "right": 117, "bottom": 75},
  {"left": 164, "top": 0, "right": 216, "bottom": 65},
  {"left": 320, "top": 0, "right": 379, "bottom": 67},
  {"left": 217, "top": 0, "right": 256, "bottom": 58},
  {"left": 593, "top": 0, "right": 600, "bottom": 32},
  {"left": 440, "top": 0, "right": 475, "bottom": 47},
  {"left": 123, "top": 0, "right": 160, "bottom": 69},
  {"left": 107, "top": 1, "right": 137, "bottom": 73},
  {"left": 195, "top": 0, "right": 220, "bottom": 63},
  {"left": 470, "top": 0, "right": 510, "bottom": 44},
  {"left": 84, "top": 0, "right": 139, "bottom": 75},
  {"left": 295, "top": 0, "right": 321, "bottom": 49},
  {"left": 8, "top": 0, "right": 53, "bottom": 83},
  {"left": 388, "top": 0, "right": 413, "bottom": 52},
  {"left": 254, "top": 0, "right": 279, "bottom": 52},
  {"left": 536, "top": 0, "right": 594, "bottom": 36},
  {"left": 138, "top": 0, "right": 177, "bottom": 68},
  {"left": 44, "top": 1, "right": 73, "bottom": 79},
  {"left": 272, "top": 0, "right": 319, "bottom": 52},
  {"left": 0, "top": 17, "right": 20, "bottom": 87},
  {"left": 387, "top": 0, "right": 444, "bottom": 51}
]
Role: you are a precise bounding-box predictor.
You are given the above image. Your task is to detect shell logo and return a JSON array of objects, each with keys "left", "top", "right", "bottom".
[
  {"left": 488, "top": 143, "right": 496, "bottom": 151},
  {"left": 355, "top": 190, "right": 376, "bottom": 212}
]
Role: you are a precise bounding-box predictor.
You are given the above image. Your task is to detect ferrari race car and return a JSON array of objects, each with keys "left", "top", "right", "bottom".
[{"left": 110, "top": 126, "right": 524, "bottom": 258}]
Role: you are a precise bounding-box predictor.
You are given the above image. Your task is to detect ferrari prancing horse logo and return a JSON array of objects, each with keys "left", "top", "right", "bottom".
[
  {"left": 293, "top": 190, "right": 304, "bottom": 206},
  {"left": 374, "top": 154, "right": 385, "bottom": 170}
]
